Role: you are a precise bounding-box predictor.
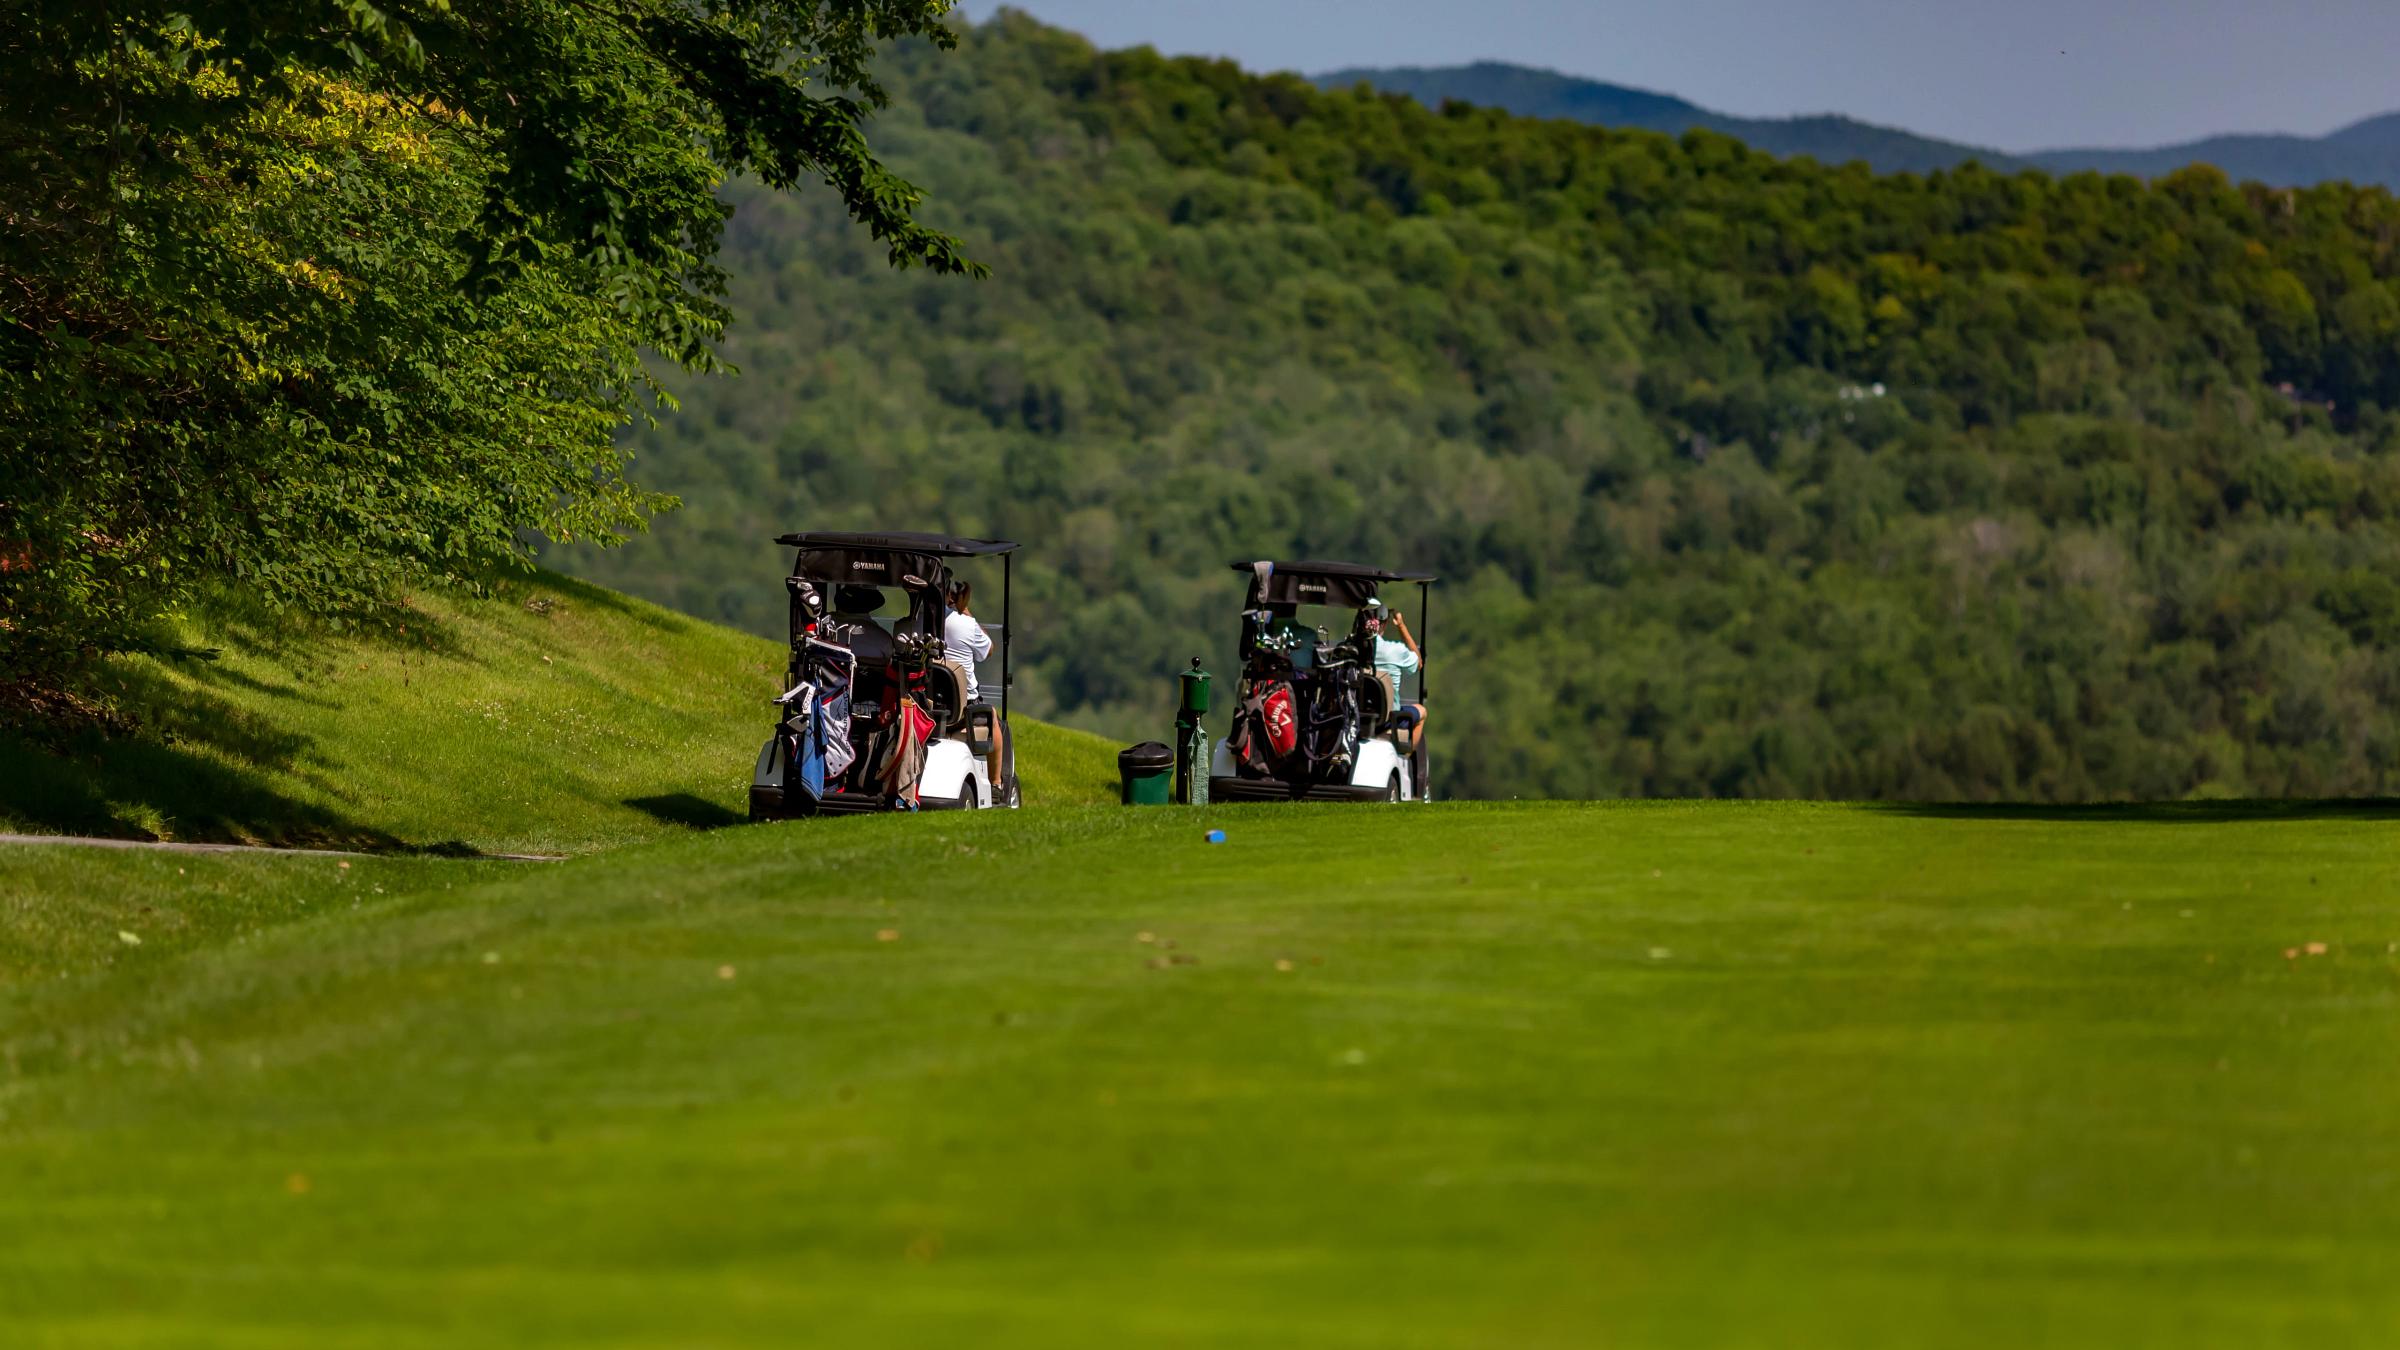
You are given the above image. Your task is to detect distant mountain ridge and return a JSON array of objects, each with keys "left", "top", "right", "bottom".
[
  {"left": 1314, "top": 62, "right": 2400, "bottom": 189},
  {"left": 2024, "top": 111, "right": 2400, "bottom": 187}
]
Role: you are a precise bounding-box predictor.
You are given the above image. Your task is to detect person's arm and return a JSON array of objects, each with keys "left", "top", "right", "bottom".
[{"left": 1390, "top": 612, "right": 1420, "bottom": 658}]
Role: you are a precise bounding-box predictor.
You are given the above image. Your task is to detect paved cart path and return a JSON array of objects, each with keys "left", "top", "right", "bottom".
[{"left": 0, "top": 832, "right": 563, "bottom": 862}]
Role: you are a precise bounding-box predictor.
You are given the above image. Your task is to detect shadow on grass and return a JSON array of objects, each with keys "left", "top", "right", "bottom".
[
  {"left": 3, "top": 652, "right": 420, "bottom": 850},
  {"left": 0, "top": 568, "right": 703, "bottom": 856},
  {"left": 625, "top": 793, "right": 745, "bottom": 830},
  {"left": 0, "top": 726, "right": 404, "bottom": 850},
  {"left": 175, "top": 657, "right": 344, "bottom": 711},
  {"left": 0, "top": 727, "right": 547, "bottom": 858},
  {"left": 512, "top": 567, "right": 662, "bottom": 625},
  {"left": 1878, "top": 799, "right": 2400, "bottom": 825},
  {"left": 189, "top": 581, "right": 479, "bottom": 668}
]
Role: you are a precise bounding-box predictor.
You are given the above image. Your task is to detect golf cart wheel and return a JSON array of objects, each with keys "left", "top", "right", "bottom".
[
  {"left": 1385, "top": 775, "right": 1403, "bottom": 804},
  {"left": 958, "top": 784, "right": 978, "bottom": 811}
]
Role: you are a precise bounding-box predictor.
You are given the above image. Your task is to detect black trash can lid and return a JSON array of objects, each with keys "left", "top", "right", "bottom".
[{"left": 1118, "top": 740, "right": 1174, "bottom": 771}]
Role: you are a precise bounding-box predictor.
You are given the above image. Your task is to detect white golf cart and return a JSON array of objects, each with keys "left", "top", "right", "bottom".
[
  {"left": 748, "top": 531, "right": 1020, "bottom": 818},
  {"left": 1209, "top": 558, "right": 1436, "bottom": 803}
]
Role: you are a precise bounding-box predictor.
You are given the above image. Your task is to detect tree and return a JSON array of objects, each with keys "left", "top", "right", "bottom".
[{"left": 0, "top": 0, "right": 979, "bottom": 696}]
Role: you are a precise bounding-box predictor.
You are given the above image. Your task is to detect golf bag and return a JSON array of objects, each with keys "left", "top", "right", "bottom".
[
  {"left": 818, "top": 651, "right": 856, "bottom": 781},
  {"left": 876, "top": 695, "right": 938, "bottom": 806},
  {"left": 1230, "top": 679, "right": 1299, "bottom": 778},
  {"left": 1301, "top": 644, "right": 1362, "bottom": 779},
  {"left": 777, "top": 639, "right": 856, "bottom": 810}
]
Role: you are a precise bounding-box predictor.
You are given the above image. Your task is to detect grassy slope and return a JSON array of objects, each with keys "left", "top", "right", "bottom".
[
  {"left": 5, "top": 800, "right": 2398, "bottom": 1347},
  {"left": 0, "top": 571, "right": 1120, "bottom": 855}
]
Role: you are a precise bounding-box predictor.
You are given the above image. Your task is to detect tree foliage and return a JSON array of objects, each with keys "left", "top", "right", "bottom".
[
  {"left": 0, "top": 0, "right": 974, "bottom": 690},
  {"left": 556, "top": 14, "right": 2400, "bottom": 802}
]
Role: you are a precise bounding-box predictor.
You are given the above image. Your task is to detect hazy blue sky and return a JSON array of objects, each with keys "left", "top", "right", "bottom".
[{"left": 957, "top": 1, "right": 2400, "bottom": 152}]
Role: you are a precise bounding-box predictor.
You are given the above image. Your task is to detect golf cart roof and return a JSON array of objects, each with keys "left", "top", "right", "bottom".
[
  {"left": 776, "top": 530, "right": 1018, "bottom": 558},
  {"left": 1231, "top": 559, "right": 1436, "bottom": 609}
]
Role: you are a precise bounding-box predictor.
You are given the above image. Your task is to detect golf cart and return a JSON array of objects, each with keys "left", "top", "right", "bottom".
[
  {"left": 748, "top": 531, "right": 1020, "bottom": 818},
  {"left": 1209, "top": 559, "right": 1436, "bottom": 803}
]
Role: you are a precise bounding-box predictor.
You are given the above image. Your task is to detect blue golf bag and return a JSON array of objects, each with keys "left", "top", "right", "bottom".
[{"left": 778, "top": 639, "right": 857, "bottom": 812}]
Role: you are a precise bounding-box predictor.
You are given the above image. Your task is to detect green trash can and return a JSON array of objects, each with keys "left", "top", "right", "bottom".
[{"left": 1118, "top": 741, "right": 1174, "bottom": 806}]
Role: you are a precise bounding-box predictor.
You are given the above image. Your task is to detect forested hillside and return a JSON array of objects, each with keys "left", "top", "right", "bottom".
[{"left": 552, "top": 12, "right": 2400, "bottom": 802}]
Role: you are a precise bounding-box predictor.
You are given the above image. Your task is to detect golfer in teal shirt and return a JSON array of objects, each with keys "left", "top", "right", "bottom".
[{"left": 1362, "top": 601, "right": 1427, "bottom": 799}]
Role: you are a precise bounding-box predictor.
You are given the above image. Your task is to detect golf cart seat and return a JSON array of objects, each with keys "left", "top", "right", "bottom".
[
  {"left": 960, "top": 701, "right": 998, "bottom": 758},
  {"left": 826, "top": 585, "right": 896, "bottom": 676},
  {"left": 922, "top": 659, "right": 999, "bottom": 754},
  {"left": 925, "top": 659, "right": 974, "bottom": 733},
  {"left": 1358, "top": 670, "right": 1394, "bottom": 730}
]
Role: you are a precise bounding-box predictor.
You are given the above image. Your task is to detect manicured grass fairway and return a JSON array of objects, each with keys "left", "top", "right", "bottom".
[{"left": 5, "top": 800, "right": 2399, "bottom": 1347}]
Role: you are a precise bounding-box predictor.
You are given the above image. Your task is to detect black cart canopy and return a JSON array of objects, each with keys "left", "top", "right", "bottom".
[
  {"left": 1230, "top": 559, "right": 1437, "bottom": 609},
  {"left": 780, "top": 531, "right": 1018, "bottom": 584}
]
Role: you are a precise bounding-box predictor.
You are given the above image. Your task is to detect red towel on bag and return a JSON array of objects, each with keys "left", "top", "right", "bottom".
[
  {"left": 880, "top": 696, "right": 939, "bottom": 804},
  {"left": 1260, "top": 684, "right": 1298, "bottom": 757}
]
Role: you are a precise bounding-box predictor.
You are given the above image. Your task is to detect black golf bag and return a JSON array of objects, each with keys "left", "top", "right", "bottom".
[{"left": 1295, "top": 642, "right": 1362, "bottom": 782}]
